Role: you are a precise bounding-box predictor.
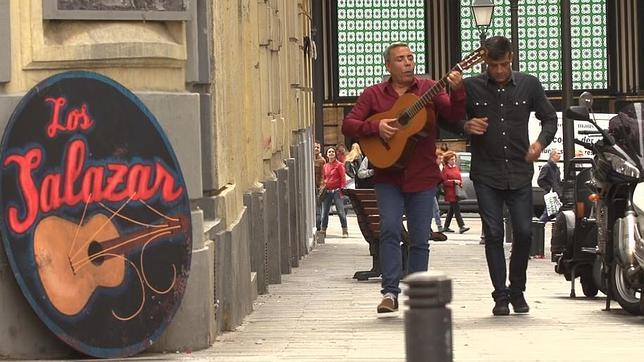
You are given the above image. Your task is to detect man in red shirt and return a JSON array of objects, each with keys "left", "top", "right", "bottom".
[{"left": 342, "top": 42, "right": 465, "bottom": 313}]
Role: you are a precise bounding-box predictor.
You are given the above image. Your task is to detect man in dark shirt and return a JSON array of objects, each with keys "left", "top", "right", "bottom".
[
  {"left": 463, "top": 36, "right": 557, "bottom": 316},
  {"left": 342, "top": 42, "right": 465, "bottom": 313},
  {"left": 537, "top": 149, "right": 562, "bottom": 222}
]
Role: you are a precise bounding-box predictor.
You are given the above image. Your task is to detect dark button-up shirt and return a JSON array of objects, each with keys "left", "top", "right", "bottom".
[
  {"left": 342, "top": 77, "right": 466, "bottom": 192},
  {"left": 464, "top": 71, "right": 557, "bottom": 190}
]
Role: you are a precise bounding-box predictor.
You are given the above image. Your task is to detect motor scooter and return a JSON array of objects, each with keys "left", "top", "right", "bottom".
[
  {"left": 557, "top": 92, "right": 644, "bottom": 315},
  {"left": 551, "top": 153, "right": 599, "bottom": 298}
]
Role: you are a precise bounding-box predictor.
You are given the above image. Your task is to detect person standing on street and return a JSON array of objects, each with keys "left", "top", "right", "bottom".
[
  {"left": 320, "top": 146, "right": 348, "bottom": 238},
  {"left": 313, "top": 142, "right": 326, "bottom": 232},
  {"left": 463, "top": 36, "right": 557, "bottom": 316},
  {"left": 537, "top": 149, "right": 562, "bottom": 222},
  {"left": 342, "top": 42, "right": 465, "bottom": 313},
  {"left": 440, "top": 151, "right": 470, "bottom": 234}
]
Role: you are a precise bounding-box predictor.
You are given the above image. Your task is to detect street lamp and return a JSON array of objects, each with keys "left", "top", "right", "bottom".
[{"left": 471, "top": 0, "right": 495, "bottom": 72}]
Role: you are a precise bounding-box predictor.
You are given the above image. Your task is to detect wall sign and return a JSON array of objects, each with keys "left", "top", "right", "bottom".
[{"left": 0, "top": 71, "right": 192, "bottom": 358}]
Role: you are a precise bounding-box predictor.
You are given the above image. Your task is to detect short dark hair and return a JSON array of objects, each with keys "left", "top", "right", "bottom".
[{"left": 484, "top": 36, "right": 512, "bottom": 60}]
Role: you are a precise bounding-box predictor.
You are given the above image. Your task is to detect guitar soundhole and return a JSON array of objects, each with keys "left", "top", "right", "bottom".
[
  {"left": 398, "top": 113, "right": 410, "bottom": 126},
  {"left": 88, "top": 241, "right": 105, "bottom": 266}
]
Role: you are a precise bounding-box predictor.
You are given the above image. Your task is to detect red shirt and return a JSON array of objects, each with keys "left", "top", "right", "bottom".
[
  {"left": 441, "top": 163, "right": 463, "bottom": 203},
  {"left": 323, "top": 161, "right": 346, "bottom": 190},
  {"left": 342, "top": 78, "right": 466, "bottom": 192}
]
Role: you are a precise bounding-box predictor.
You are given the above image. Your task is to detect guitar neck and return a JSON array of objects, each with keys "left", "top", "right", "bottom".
[
  {"left": 98, "top": 217, "right": 186, "bottom": 257},
  {"left": 400, "top": 67, "right": 457, "bottom": 125}
]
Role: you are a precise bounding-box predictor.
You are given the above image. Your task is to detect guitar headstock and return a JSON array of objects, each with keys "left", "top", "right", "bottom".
[{"left": 455, "top": 47, "right": 487, "bottom": 72}]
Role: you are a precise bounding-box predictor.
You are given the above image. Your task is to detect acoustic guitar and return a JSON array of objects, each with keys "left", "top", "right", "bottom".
[
  {"left": 33, "top": 213, "right": 188, "bottom": 316},
  {"left": 359, "top": 47, "right": 487, "bottom": 169}
]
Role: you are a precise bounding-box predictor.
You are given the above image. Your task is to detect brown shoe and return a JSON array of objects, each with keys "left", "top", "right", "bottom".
[{"left": 377, "top": 294, "right": 399, "bottom": 313}]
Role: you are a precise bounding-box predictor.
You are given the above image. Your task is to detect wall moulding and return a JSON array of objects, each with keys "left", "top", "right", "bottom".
[{"left": 22, "top": 1, "right": 186, "bottom": 70}]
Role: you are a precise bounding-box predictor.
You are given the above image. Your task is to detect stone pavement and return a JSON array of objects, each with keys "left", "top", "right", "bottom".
[{"left": 169, "top": 215, "right": 644, "bottom": 361}]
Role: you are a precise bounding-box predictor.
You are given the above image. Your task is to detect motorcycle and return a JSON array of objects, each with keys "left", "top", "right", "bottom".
[{"left": 553, "top": 92, "right": 644, "bottom": 315}]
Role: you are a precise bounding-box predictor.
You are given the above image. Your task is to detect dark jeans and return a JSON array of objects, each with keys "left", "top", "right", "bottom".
[
  {"left": 539, "top": 209, "right": 556, "bottom": 222},
  {"left": 375, "top": 183, "right": 436, "bottom": 296},
  {"left": 321, "top": 189, "right": 347, "bottom": 229},
  {"left": 474, "top": 182, "right": 533, "bottom": 300},
  {"left": 444, "top": 202, "right": 464, "bottom": 228},
  {"left": 316, "top": 199, "right": 322, "bottom": 231}
]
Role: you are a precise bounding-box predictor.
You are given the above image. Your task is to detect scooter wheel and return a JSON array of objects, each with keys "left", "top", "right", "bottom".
[{"left": 580, "top": 272, "right": 598, "bottom": 297}]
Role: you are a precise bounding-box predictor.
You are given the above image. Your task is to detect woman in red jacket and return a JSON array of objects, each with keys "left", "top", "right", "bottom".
[
  {"left": 440, "top": 151, "right": 470, "bottom": 234},
  {"left": 320, "top": 146, "right": 348, "bottom": 237}
]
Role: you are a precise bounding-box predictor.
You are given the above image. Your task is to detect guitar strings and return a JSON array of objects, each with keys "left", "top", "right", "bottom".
[
  {"left": 71, "top": 227, "right": 178, "bottom": 270},
  {"left": 140, "top": 199, "right": 179, "bottom": 222},
  {"left": 97, "top": 201, "right": 174, "bottom": 227},
  {"left": 68, "top": 193, "right": 137, "bottom": 262},
  {"left": 68, "top": 192, "right": 93, "bottom": 259}
]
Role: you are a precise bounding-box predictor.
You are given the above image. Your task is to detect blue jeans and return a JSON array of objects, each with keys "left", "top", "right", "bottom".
[
  {"left": 321, "top": 189, "right": 347, "bottom": 229},
  {"left": 375, "top": 183, "right": 436, "bottom": 296},
  {"left": 432, "top": 196, "right": 442, "bottom": 229},
  {"left": 316, "top": 199, "right": 322, "bottom": 231},
  {"left": 474, "top": 182, "right": 533, "bottom": 300}
]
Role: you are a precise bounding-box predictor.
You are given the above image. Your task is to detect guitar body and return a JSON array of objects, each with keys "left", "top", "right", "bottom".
[
  {"left": 34, "top": 214, "right": 124, "bottom": 316},
  {"left": 359, "top": 92, "right": 435, "bottom": 169}
]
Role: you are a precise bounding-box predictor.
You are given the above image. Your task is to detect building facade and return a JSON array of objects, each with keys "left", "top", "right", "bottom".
[{"left": 0, "top": 0, "right": 315, "bottom": 358}]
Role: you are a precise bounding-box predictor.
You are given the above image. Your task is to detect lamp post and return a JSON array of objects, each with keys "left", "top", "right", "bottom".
[{"left": 471, "top": 0, "right": 495, "bottom": 72}]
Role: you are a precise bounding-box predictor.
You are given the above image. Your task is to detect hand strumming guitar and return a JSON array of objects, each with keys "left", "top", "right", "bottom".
[{"left": 379, "top": 118, "right": 398, "bottom": 142}]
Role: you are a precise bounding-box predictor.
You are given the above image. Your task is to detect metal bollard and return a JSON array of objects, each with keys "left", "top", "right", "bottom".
[{"left": 402, "top": 271, "right": 453, "bottom": 362}]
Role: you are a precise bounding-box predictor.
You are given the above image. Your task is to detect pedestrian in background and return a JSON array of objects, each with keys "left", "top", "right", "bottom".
[
  {"left": 537, "top": 149, "right": 562, "bottom": 222},
  {"left": 320, "top": 146, "right": 348, "bottom": 238},
  {"left": 336, "top": 143, "right": 346, "bottom": 163},
  {"left": 313, "top": 142, "right": 326, "bottom": 232},
  {"left": 440, "top": 151, "right": 470, "bottom": 234},
  {"left": 344, "top": 143, "right": 363, "bottom": 189},
  {"left": 463, "top": 36, "right": 557, "bottom": 316},
  {"left": 356, "top": 156, "right": 375, "bottom": 189},
  {"left": 431, "top": 150, "right": 444, "bottom": 235}
]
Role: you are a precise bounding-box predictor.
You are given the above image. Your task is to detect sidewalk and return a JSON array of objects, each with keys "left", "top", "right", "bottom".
[{"left": 186, "top": 215, "right": 644, "bottom": 361}]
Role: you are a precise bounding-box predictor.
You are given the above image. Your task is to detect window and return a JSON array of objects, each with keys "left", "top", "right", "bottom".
[
  {"left": 460, "top": 0, "right": 607, "bottom": 91},
  {"left": 336, "top": 0, "right": 426, "bottom": 97}
]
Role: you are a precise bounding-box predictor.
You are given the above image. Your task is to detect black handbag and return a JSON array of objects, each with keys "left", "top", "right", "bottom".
[{"left": 455, "top": 185, "right": 467, "bottom": 201}]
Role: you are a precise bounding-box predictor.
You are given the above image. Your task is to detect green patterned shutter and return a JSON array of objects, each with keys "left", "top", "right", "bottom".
[
  {"left": 336, "top": 0, "right": 426, "bottom": 97},
  {"left": 459, "top": 0, "right": 607, "bottom": 91}
]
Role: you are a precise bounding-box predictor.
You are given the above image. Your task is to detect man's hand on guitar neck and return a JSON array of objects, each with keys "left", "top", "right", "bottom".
[
  {"left": 464, "top": 117, "right": 488, "bottom": 135},
  {"left": 447, "top": 71, "right": 463, "bottom": 91},
  {"left": 379, "top": 118, "right": 398, "bottom": 142}
]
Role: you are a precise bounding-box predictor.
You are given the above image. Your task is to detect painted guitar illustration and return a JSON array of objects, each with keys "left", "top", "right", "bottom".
[
  {"left": 33, "top": 212, "right": 188, "bottom": 316},
  {"left": 359, "top": 47, "right": 487, "bottom": 169}
]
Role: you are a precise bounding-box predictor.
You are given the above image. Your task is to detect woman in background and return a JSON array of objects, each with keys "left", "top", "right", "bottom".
[
  {"left": 320, "top": 146, "right": 348, "bottom": 238},
  {"left": 344, "top": 143, "right": 363, "bottom": 189},
  {"left": 440, "top": 151, "right": 470, "bottom": 234}
]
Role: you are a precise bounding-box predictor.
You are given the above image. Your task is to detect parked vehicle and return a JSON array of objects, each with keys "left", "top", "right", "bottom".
[
  {"left": 439, "top": 151, "right": 548, "bottom": 216},
  {"left": 553, "top": 92, "right": 644, "bottom": 315}
]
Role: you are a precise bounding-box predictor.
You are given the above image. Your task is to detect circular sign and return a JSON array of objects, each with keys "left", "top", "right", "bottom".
[{"left": 0, "top": 71, "right": 192, "bottom": 358}]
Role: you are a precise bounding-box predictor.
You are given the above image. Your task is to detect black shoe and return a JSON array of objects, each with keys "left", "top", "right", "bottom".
[
  {"left": 441, "top": 227, "right": 455, "bottom": 233},
  {"left": 510, "top": 293, "right": 530, "bottom": 313},
  {"left": 492, "top": 299, "right": 510, "bottom": 316},
  {"left": 459, "top": 226, "right": 470, "bottom": 234}
]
